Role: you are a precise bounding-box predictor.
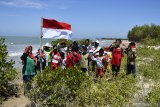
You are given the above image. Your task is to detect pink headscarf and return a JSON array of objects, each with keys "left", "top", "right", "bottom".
[{"left": 24, "top": 46, "right": 36, "bottom": 64}]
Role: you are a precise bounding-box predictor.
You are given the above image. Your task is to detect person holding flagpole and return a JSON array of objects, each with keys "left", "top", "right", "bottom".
[{"left": 40, "top": 18, "right": 72, "bottom": 71}]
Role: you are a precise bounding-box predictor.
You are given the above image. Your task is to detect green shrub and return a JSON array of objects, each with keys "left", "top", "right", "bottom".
[
  {"left": 75, "top": 76, "right": 137, "bottom": 107},
  {"left": 146, "top": 83, "right": 160, "bottom": 106},
  {"left": 0, "top": 38, "right": 17, "bottom": 104},
  {"left": 29, "top": 67, "right": 88, "bottom": 106},
  {"left": 143, "top": 38, "right": 160, "bottom": 45},
  {"left": 29, "top": 66, "right": 138, "bottom": 107},
  {"left": 136, "top": 47, "right": 160, "bottom": 80}
]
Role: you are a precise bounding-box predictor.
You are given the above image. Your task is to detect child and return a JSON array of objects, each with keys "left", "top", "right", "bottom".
[
  {"left": 80, "top": 46, "right": 88, "bottom": 74},
  {"left": 92, "top": 49, "right": 104, "bottom": 78},
  {"left": 103, "top": 46, "right": 112, "bottom": 75},
  {"left": 35, "top": 49, "right": 46, "bottom": 71},
  {"left": 87, "top": 50, "right": 93, "bottom": 70},
  {"left": 109, "top": 39, "right": 123, "bottom": 79},
  {"left": 125, "top": 42, "right": 136, "bottom": 77},
  {"left": 60, "top": 52, "right": 66, "bottom": 69}
]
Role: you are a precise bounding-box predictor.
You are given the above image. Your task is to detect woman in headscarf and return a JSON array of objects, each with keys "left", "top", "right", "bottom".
[{"left": 21, "top": 46, "right": 36, "bottom": 94}]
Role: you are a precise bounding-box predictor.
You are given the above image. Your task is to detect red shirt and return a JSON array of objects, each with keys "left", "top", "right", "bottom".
[
  {"left": 111, "top": 48, "right": 123, "bottom": 66},
  {"left": 73, "top": 52, "right": 81, "bottom": 64},
  {"left": 66, "top": 52, "right": 74, "bottom": 68},
  {"left": 66, "top": 52, "right": 81, "bottom": 68}
]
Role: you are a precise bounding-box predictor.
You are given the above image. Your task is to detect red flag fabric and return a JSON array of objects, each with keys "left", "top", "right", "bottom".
[
  {"left": 43, "top": 18, "right": 71, "bottom": 30},
  {"left": 42, "top": 18, "right": 72, "bottom": 39}
]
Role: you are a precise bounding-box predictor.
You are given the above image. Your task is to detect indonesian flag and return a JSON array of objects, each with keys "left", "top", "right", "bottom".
[{"left": 42, "top": 18, "right": 72, "bottom": 39}]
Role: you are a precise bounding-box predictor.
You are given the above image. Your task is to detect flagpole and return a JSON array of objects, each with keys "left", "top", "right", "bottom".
[{"left": 40, "top": 17, "right": 43, "bottom": 72}]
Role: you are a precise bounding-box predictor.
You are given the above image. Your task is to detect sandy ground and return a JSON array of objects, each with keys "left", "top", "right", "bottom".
[
  {"left": 2, "top": 95, "right": 30, "bottom": 107},
  {"left": 2, "top": 68, "right": 31, "bottom": 107}
]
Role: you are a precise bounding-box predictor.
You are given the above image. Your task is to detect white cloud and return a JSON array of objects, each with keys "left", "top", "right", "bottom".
[
  {"left": 0, "top": 0, "right": 83, "bottom": 10},
  {"left": 0, "top": 0, "right": 45, "bottom": 9}
]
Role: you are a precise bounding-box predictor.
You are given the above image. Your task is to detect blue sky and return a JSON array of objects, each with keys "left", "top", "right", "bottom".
[{"left": 0, "top": 0, "right": 160, "bottom": 38}]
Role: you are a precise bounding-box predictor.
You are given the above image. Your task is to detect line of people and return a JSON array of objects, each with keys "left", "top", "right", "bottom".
[{"left": 21, "top": 39, "right": 137, "bottom": 89}]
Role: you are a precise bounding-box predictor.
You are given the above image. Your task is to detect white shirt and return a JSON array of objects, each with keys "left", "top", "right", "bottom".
[{"left": 93, "top": 46, "right": 101, "bottom": 54}]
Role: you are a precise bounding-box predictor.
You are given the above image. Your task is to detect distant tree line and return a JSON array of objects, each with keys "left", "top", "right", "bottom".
[{"left": 128, "top": 24, "right": 160, "bottom": 42}]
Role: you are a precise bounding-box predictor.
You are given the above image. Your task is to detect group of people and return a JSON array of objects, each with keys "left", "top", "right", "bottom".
[{"left": 21, "top": 39, "right": 137, "bottom": 91}]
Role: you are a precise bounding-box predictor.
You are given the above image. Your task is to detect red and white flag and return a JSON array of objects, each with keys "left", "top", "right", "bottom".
[{"left": 42, "top": 18, "right": 72, "bottom": 39}]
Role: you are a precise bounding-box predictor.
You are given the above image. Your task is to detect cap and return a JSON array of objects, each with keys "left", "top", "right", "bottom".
[{"left": 95, "top": 40, "right": 100, "bottom": 44}]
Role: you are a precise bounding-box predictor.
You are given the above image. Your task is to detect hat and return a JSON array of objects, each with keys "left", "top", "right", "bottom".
[
  {"left": 44, "top": 43, "right": 52, "bottom": 47},
  {"left": 95, "top": 40, "right": 100, "bottom": 44}
]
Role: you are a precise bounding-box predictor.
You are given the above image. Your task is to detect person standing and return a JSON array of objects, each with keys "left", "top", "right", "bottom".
[
  {"left": 21, "top": 46, "right": 36, "bottom": 94},
  {"left": 85, "top": 39, "right": 92, "bottom": 52},
  {"left": 51, "top": 48, "right": 61, "bottom": 70},
  {"left": 92, "top": 48, "right": 105, "bottom": 78},
  {"left": 91, "top": 40, "right": 101, "bottom": 72},
  {"left": 43, "top": 43, "right": 52, "bottom": 67},
  {"left": 103, "top": 46, "right": 112, "bottom": 76},
  {"left": 59, "top": 41, "right": 67, "bottom": 51},
  {"left": 35, "top": 49, "right": 46, "bottom": 71},
  {"left": 80, "top": 46, "right": 89, "bottom": 75},
  {"left": 109, "top": 39, "right": 123, "bottom": 79},
  {"left": 125, "top": 42, "right": 137, "bottom": 77},
  {"left": 60, "top": 52, "right": 66, "bottom": 69},
  {"left": 66, "top": 49, "right": 74, "bottom": 68},
  {"left": 93, "top": 40, "right": 101, "bottom": 54}
]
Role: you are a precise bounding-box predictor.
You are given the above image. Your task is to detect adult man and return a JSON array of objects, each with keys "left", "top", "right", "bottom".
[
  {"left": 93, "top": 40, "right": 101, "bottom": 54},
  {"left": 91, "top": 40, "right": 101, "bottom": 72}
]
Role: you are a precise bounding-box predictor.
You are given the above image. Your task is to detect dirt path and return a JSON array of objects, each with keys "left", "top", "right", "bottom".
[
  {"left": 129, "top": 75, "right": 154, "bottom": 107},
  {"left": 2, "top": 95, "right": 30, "bottom": 107},
  {"left": 2, "top": 69, "right": 31, "bottom": 107}
]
